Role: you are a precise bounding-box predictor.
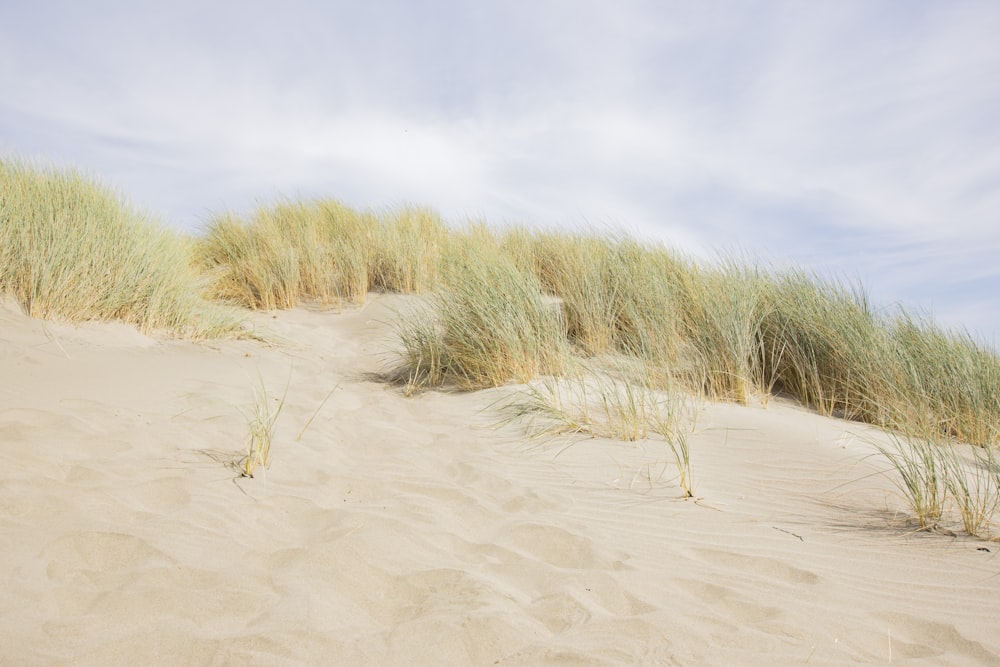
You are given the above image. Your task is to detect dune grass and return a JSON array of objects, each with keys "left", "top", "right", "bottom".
[
  {"left": 872, "top": 427, "right": 1000, "bottom": 537},
  {"left": 944, "top": 443, "right": 1000, "bottom": 538},
  {"left": 872, "top": 431, "right": 949, "bottom": 530},
  {"left": 503, "top": 359, "right": 696, "bottom": 496},
  {"left": 0, "top": 157, "right": 238, "bottom": 336},
  {"left": 241, "top": 373, "right": 289, "bottom": 479},
  {"left": 389, "top": 236, "right": 570, "bottom": 391},
  {"left": 4, "top": 157, "right": 997, "bottom": 519},
  {"left": 198, "top": 199, "right": 447, "bottom": 310},
  {"left": 359, "top": 222, "right": 1000, "bottom": 451}
]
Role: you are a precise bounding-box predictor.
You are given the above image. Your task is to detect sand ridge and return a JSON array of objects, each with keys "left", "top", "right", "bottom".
[{"left": 1, "top": 294, "right": 998, "bottom": 665}]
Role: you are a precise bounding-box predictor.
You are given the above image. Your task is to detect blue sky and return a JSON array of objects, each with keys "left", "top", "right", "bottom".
[{"left": 2, "top": 1, "right": 999, "bottom": 342}]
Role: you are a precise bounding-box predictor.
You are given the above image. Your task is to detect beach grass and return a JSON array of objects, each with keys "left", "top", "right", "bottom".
[
  {"left": 4, "top": 157, "right": 997, "bottom": 519},
  {"left": 943, "top": 443, "right": 1000, "bottom": 538},
  {"left": 198, "top": 199, "right": 447, "bottom": 310},
  {"left": 872, "top": 426, "right": 1000, "bottom": 536},
  {"left": 872, "top": 431, "right": 949, "bottom": 530},
  {"left": 241, "top": 373, "right": 289, "bottom": 479},
  {"left": 502, "top": 358, "right": 696, "bottom": 496},
  {"left": 0, "top": 157, "right": 239, "bottom": 337},
  {"left": 389, "top": 235, "right": 570, "bottom": 391},
  {"left": 191, "top": 194, "right": 999, "bottom": 448}
]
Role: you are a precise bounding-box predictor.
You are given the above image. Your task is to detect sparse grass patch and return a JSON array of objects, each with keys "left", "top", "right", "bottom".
[{"left": 503, "top": 360, "right": 696, "bottom": 497}]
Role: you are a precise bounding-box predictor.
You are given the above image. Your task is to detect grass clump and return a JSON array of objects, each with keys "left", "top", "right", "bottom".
[
  {"left": 670, "top": 261, "right": 773, "bottom": 403},
  {"left": 872, "top": 432, "right": 949, "bottom": 530},
  {"left": 368, "top": 205, "right": 447, "bottom": 294},
  {"left": 888, "top": 313, "right": 1000, "bottom": 447},
  {"left": 241, "top": 374, "right": 289, "bottom": 479},
  {"left": 198, "top": 199, "right": 447, "bottom": 310},
  {"left": 873, "top": 428, "right": 1000, "bottom": 537},
  {"left": 521, "top": 231, "right": 682, "bottom": 372},
  {"left": 943, "top": 444, "right": 1000, "bottom": 537},
  {"left": 757, "top": 272, "right": 891, "bottom": 419},
  {"left": 0, "top": 157, "right": 238, "bottom": 336},
  {"left": 198, "top": 199, "right": 377, "bottom": 310},
  {"left": 391, "top": 238, "right": 569, "bottom": 391}
]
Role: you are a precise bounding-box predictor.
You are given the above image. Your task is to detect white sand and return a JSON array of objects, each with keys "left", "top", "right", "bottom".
[{"left": 2, "top": 294, "right": 998, "bottom": 666}]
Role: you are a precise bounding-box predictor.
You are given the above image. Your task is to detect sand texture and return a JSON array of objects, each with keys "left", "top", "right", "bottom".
[{"left": 2, "top": 294, "right": 998, "bottom": 666}]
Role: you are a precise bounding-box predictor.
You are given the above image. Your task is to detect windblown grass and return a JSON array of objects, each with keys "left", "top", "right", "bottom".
[
  {"left": 888, "top": 313, "right": 1000, "bottom": 447},
  {"left": 390, "top": 237, "right": 569, "bottom": 391},
  {"left": 524, "top": 233, "right": 682, "bottom": 377},
  {"left": 0, "top": 157, "right": 238, "bottom": 336},
  {"left": 671, "top": 261, "right": 773, "bottom": 403},
  {"left": 198, "top": 199, "right": 446, "bottom": 310},
  {"left": 241, "top": 373, "right": 289, "bottom": 479},
  {"left": 503, "top": 359, "right": 696, "bottom": 497},
  {"left": 378, "top": 223, "right": 999, "bottom": 449},
  {"left": 5, "top": 156, "right": 996, "bottom": 517},
  {"left": 943, "top": 443, "right": 1000, "bottom": 537},
  {"left": 872, "top": 427, "right": 1000, "bottom": 537},
  {"left": 872, "top": 431, "right": 950, "bottom": 530}
]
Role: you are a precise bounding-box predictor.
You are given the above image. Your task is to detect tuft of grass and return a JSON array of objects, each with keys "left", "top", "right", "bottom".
[
  {"left": 241, "top": 373, "right": 289, "bottom": 479},
  {"left": 889, "top": 312, "right": 1000, "bottom": 447},
  {"left": 198, "top": 210, "right": 300, "bottom": 310},
  {"left": 0, "top": 157, "right": 240, "bottom": 337},
  {"left": 762, "top": 272, "right": 897, "bottom": 422},
  {"left": 503, "top": 360, "right": 696, "bottom": 497},
  {"left": 520, "top": 231, "right": 683, "bottom": 374},
  {"left": 872, "top": 431, "right": 949, "bottom": 530},
  {"left": 198, "top": 199, "right": 379, "bottom": 310},
  {"left": 391, "top": 237, "right": 569, "bottom": 391},
  {"left": 672, "top": 260, "right": 771, "bottom": 404},
  {"left": 871, "top": 424, "right": 1000, "bottom": 536},
  {"left": 942, "top": 443, "right": 1000, "bottom": 538}
]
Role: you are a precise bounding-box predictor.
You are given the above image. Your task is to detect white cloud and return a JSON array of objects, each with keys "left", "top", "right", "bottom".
[{"left": 2, "top": 0, "right": 999, "bottom": 338}]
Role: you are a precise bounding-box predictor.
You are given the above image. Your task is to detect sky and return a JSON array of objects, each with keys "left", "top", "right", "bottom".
[{"left": 2, "top": 0, "right": 999, "bottom": 342}]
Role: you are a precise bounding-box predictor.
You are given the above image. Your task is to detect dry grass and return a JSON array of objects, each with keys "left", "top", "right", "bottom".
[
  {"left": 4, "top": 158, "right": 997, "bottom": 523},
  {"left": 872, "top": 427, "right": 1000, "bottom": 537},
  {"left": 241, "top": 373, "right": 289, "bottom": 479},
  {"left": 0, "top": 157, "right": 239, "bottom": 337},
  {"left": 390, "top": 236, "right": 569, "bottom": 391},
  {"left": 872, "top": 431, "right": 949, "bottom": 530},
  {"left": 502, "top": 359, "right": 696, "bottom": 497},
  {"left": 198, "top": 199, "right": 447, "bottom": 310}
]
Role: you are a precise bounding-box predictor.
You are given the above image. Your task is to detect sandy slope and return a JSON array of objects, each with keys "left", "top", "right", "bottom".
[{"left": 1, "top": 294, "right": 998, "bottom": 666}]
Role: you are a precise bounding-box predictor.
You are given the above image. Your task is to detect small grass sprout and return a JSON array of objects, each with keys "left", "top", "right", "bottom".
[{"left": 241, "top": 373, "right": 289, "bottom": 478}]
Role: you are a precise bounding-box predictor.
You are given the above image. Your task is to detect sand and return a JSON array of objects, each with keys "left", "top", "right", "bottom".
[{"left": 1, "top": 293, "right": 998, "bottom": 666}]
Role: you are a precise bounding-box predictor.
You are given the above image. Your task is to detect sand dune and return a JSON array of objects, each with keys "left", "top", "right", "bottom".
[{"left": 2, "top": 294, "right": 998, "bottom": 666}]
